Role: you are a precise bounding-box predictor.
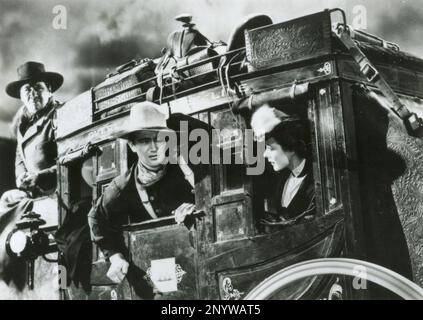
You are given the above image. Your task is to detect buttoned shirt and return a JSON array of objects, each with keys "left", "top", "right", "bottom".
[{"left": 281, "top": 159, "right": 306, "bottom": 208}]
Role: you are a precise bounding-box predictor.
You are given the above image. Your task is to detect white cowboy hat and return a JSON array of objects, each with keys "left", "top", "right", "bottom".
[{"left": 114, "top": 101, "right": 174, "bottom": 139}]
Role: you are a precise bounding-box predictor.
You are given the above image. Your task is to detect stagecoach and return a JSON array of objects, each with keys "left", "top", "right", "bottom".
[{"left": 5, "top": 8, "right": 423, "bottom": 300}]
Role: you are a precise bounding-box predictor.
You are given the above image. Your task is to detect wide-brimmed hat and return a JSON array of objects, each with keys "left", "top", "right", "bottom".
[
  {"left": 115, "top": 101, "right": 174, "bottom": 140},
  {"left": 6, "top": 61, "right": 64, "bottom": 99},
  {"left": 250, "top": 104, "right": 300, "bottom": 140}
]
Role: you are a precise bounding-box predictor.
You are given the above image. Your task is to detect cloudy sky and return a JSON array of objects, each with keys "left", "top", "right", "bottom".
[{"left": 0, "top": 0, "right": 422, "bottom": 137}]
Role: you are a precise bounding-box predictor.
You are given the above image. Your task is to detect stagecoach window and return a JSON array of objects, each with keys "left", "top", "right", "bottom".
[
  {"left": 95, "top": 140, "right": 124, "bottom": 183},
  {"left": 68, "top": 158, "right": 94, "bottom": 204},
  {"left": 210, "top": 109, "right": 246, "bottom": 195},
  {"left": 251, "top": 100, "right": 317, "bottom": 233}
]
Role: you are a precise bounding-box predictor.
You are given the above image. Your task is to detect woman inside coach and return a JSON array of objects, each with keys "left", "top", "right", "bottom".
[{"left": 250, "top": 104, "right": 315, "bottom": 226}]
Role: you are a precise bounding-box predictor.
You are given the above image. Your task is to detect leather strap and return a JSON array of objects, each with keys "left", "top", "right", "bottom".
[
  {"left": 146, "top": 87, "right": 156, "bottom": 102},
  {"left": 336, "top": 26, "right": 423, "bottom": 138},
  {"left": 178, "top": 155, "right": 195, "bottom": 189},
  {"left": 135, "top": 179, "right": 158, "bottom": 220}
]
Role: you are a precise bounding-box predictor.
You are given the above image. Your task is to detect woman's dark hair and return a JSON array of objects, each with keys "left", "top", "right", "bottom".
[{"left": 266, "top": 120, "right": 310, "bottom": 159}]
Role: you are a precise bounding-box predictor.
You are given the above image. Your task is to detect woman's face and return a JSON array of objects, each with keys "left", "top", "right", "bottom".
[
  {"left": 263, "top": 138, "right": 293, "bottom": 172},
  {"left": 128, "top": 131, "right": 167, "bottom": 169}
]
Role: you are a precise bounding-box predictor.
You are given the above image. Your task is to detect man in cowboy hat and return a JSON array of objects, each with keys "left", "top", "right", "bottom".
[
  {"left": 251, "top": 103, "right": 315, "bottom": 225},
  {"left": 88, "top": 101, "right": 197, "bottom": 284},
  {"left": 6, "top": 61, "right": 63, "bottom": 196},
  {"left": 0, "top": 62, "right": 63, "bottom": 293}
]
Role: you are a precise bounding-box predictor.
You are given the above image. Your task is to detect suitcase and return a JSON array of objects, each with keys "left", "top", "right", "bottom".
[{"left": 92, "top": 58, "right": 156, "bottom": 120}]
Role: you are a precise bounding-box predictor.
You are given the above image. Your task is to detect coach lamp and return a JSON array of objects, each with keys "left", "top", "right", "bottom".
[{"left": 5, "top": 211, "right": 57, "bottom": 289}]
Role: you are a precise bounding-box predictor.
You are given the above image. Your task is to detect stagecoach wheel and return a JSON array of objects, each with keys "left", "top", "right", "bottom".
[{"left": 244, "top": 258, "right": 423, "bottom": 300}]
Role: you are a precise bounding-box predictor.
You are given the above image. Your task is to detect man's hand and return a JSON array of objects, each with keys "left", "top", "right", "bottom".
[
  {"left": 16, "top": 172, "right": 29, "bottom": 189},
  {"left": 107, "top": 253, "right": 129, "bottom": 283},
  {"left": 0, "top": 189, "right": 28, "bottom": 206},
  {"left": 16, "top": 172, "right": 39, "bottom": 190},
  {"left": 174, "top": 203, "right": 196, "bottom": 224}
]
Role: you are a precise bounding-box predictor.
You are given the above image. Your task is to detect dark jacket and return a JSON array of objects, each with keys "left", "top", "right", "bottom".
[
  {"left": 266, "top": 160, "right": 315, "bottom": 221},
  {"left": 13, "top": 100, "right": 60, "bottom": 192},
  {"left": 55, "top": 198, "right": 92, "bottom": 292},
  {"left": 88, "top": 163, "right": 195, "bottom": 259}
]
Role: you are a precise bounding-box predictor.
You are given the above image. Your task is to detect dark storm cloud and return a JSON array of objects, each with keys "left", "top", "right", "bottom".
[
  {"left": 70, "top": 0, "right": 180, "bottom": 91},
  {"left": 0, "top": 0, "right": 62, "bottom": 124},
  {"left": 76, "top": 36, "right": 148, "bottom": 68},
  {"left": 0, "top": 0, "right": 203, "bottom": 113},
  {"left": 0, "top": 8, "right": 25, "bottom": 67},
  {"left": 374, "top": 4, "right": 423, "bottom": 55},
  {"left": 75, "top": 71, "right": 105, "bottom": 93},
  {"left": 73, "top": 2, "right": 169, "bottom": 68}
]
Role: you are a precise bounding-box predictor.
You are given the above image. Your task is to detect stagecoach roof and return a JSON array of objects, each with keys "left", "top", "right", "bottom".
[{"left": 358, "top": 42, "right": 423, "bottom": 74}]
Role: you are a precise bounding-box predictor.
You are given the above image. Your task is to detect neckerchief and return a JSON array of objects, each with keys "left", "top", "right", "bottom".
[{"left": 136, "top": 161, "right": 168, "bottom": 187}]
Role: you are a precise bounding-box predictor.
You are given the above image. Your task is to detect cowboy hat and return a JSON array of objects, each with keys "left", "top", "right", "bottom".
[
  {"left": 114, "top": 101, "right": 174, "bottom": 140},
  {"left": 6, "top": 61, "right": 64, "bottom": 99}
]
